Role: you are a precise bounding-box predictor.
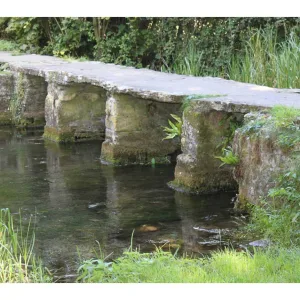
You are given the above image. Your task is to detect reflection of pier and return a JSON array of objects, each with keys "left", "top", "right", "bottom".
[
  {"left": 34, "top": 141, "right": 108, "bottom": 274},
  {"left": 101, "top": 165, "right": 181, "bottom": 252},
  {"left": 174, "top": 191, "right": 237, "bottom": 255}
]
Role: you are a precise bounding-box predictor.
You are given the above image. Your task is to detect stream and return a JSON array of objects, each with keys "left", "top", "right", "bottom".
[{"left": 0, "top": 127, "right": 247, "bottom": 281}]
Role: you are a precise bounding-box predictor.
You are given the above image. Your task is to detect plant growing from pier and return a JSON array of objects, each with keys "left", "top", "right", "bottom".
[
  {"left": 162, "top": 114, "right": 182, "bottom": 140},
  {"left": 215, "top": 146, "right": 239, "bottom": 167},
  {"left": 215, "top": 114, "right": 243, "bottom": 167}
]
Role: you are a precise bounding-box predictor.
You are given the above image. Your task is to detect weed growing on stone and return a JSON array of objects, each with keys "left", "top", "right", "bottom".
[
  {"left": 162, "top": 114, "right": 182, "bottom": 140},
  {"left": 215, "top": 146, "right": 239, "bottom": 167}
]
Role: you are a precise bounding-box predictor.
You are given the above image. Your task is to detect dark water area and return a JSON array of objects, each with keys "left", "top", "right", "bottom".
[{"left": 0, "top": 128, "right": 246, "bottom": 280}]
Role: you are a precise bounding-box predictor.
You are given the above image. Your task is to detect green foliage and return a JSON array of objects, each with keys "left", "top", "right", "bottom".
[
  {"left": 1, "top": 17, "right": 299, "bottom": 78},
  {"left": 2, "top": 17, "right": 96, "bottom": 58},
  {"left": 77, "top": 246, "right": 300, "bottom": 283},
  {"left": 0, "top": 39, "right": 19, "bottom": 51},
  {"left": 215, "top": 147, "right": 240, "bottom": 167},
  {"left": 162, "top": 114, "right": 182, "bottom": 140},
  {"left": 0, "top": 209, "right": 51, "bottom": 283},
  {"left": 5, "top": 17, "right": 45, "bottom": 53},
  {"left": 44, "top": 18, "right": 95, "bottom": 58}
]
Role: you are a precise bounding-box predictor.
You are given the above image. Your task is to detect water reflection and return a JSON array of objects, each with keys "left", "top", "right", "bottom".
[{"left": 0, "top": 128, "right": 242, "bottom": 278}]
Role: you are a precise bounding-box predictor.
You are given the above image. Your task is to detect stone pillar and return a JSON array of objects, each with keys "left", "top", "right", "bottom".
[
  {"left": 100, "top": 93, "right": 181, "bottom": 165},
  {"left": 169, "top": 101, "right": 245, "bottom": 194},
  {"left": 12, "top": 72, "right": 48, "bottom": 127},
  {"left": 44, "top": 81, "right": 106, "bottom": 142},
  {"left": 0, "top": 72, "right": 14, "bottom": 125}
]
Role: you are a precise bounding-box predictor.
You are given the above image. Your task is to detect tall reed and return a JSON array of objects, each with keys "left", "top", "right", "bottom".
[
  {"left": 228, "top": 28, "right": 300, "bottom": 88},
  {"left": 161, "top": 40, "right": 206, "bottom": 77}
]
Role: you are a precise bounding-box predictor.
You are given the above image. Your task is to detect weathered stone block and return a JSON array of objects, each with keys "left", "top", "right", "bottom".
[
  {"left": 170, "top": 101, "right": 246, "bottom": 194},
  {"left": 232, "top": 112, "right": 299, "bottom": 206},
  {"left": 44, "top": 82, "right": 106, "bottom": 143},
  {"left": 0, "top": 72, "right": 14, "bottom": 125},
  {"left": 11, "top": 72, "right": 47, "bottom": 127},
  {"left": 100, "top": 93, "right": 181, "bottom": 165}
]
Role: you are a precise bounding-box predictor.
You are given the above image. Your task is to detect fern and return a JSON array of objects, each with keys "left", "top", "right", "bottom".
[{"left": 162, "top": 114, "right": 182, "bottom": 140}]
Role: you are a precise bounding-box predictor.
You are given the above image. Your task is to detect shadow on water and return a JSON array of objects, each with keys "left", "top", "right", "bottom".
[{"left": 0, "top": 128, "right": 246, "bottom": 281}]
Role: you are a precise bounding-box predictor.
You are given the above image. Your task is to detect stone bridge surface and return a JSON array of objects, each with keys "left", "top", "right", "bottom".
[{"left": 0, "top": 51, "right": 299, "bottom": 198}]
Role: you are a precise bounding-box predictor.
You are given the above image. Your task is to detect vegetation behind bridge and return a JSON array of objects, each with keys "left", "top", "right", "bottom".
[{"left": 0, "top": 17, "right": 300, "bottom": 88}]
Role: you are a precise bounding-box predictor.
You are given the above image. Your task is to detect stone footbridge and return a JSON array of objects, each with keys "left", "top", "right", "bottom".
[{"left": 0, "top": 52, "right": 299, "bottom": 202}]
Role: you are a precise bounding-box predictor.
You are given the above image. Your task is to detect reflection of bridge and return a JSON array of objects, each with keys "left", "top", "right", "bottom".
[{"left": 0, "top": 52, "right": 299, "bottom": 198}]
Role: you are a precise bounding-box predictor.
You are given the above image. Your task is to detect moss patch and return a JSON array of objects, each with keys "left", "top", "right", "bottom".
[
  {"left": 101, "top": 141, "right": 172, "bottom": 166},
  {"left": 0, "top": 112, "right": 12, "bottom": 125},
  {"left": 43, "top": 126, "right": 75, "bottom": 143}
]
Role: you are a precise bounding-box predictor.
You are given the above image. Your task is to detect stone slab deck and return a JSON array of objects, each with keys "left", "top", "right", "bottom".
[{"left": 0, "top": 51, "right": 299, "bottom": 107}]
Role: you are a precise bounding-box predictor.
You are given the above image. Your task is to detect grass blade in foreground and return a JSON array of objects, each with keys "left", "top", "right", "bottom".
[{"left": 0, "top": 208, "right": 51, "bottom": 283}]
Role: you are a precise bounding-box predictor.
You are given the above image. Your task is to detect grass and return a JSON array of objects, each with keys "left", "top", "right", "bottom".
[
  {"left": 271, "top": 105, "right": 300, "bottom": 128},
  {"left": 228, "top": 28, "right": 300, "bottom": 88},
  {"left": 77, "top": 246, "right": 300, "bottom": 283},
  {"left": 0, "top": 208, "right": 51, "bottom": 283}
]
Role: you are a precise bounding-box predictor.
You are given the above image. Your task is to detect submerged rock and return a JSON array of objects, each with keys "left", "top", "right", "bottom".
[
  {"left": 137, "top": 225, "right": 159, "bottom": 232},
  {"left": 88, "top": 203, "right": 105, "bottom": 209},
  {"left": 249, "top": 239, "right": 271, "bottom": 247}
]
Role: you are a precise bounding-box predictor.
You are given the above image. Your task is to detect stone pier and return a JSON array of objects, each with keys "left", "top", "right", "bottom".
[
  {"left": 100, "top": 92, "right": 181, "bottom": 165},
  {"left": 0, "top": 71, "right": 14, "bottom": 124},
  {"left": 12, "top": 72, "right": 47, "bottom": 127},
  {"left": 169, "top": 101, "right": 251, "bottom": 194},
  {"left": 44, "top": 80, "right": 106, "bottom": 142},
  {"left": 0, "top": 69, "right": 47, "bottom": 127}
]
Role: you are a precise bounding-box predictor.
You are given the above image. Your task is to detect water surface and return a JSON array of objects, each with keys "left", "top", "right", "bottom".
[{"left": 0, "top": 128, "right": 244, "bottom": 279}]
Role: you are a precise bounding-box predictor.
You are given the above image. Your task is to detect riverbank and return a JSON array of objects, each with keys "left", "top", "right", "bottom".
[
  {"left": 76, "top": 246, "right": 300, "bottom": 283},
  {"left": 1, "top": 205, "right": 299, "bottom": 283}
]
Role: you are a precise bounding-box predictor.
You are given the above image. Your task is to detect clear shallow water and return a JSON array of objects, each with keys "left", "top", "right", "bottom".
[{"left": 0, "top": 128, "right": 244, "bottom": 279}]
